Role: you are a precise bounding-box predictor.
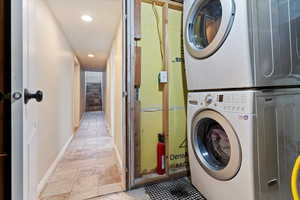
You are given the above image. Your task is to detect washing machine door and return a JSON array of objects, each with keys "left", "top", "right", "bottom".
[
  {"left": 185, "top": 0, "right": 235, "bottom": 59},
  {"left": 191, "top": 110, "right": 241, "bottom": 180}
]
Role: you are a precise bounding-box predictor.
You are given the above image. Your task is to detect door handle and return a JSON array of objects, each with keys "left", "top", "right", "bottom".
[
  {"left": 24, "top": 89, "right": 43, "bottom": 104},
  {"left": 267, "top": 178, "right": 278, "bottom": 186}
]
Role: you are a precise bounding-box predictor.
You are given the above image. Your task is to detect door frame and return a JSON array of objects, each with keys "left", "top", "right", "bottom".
[
  {"left": 124, "top": 0, "right": 136, "bottom": 189},
  {"left": 11, "top": 0, "right": 133, "bottom": 198},
  {"left": 11, "top": 0, "right": 24, "bottom": 199}
]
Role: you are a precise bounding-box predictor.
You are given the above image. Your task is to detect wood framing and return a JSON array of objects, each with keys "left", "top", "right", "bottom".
[
  {"left": 129, "top": 0, "right": 185, "bottom": 186},
  {"left": 142, "top": 0, "right": 183, "bottom": 11},
  {"left": 134, "top": 0, "right": 142, "bottom": 40},
  {"left": 134, "top": 100, "right": 142, "bottom": 178},
  {"left": 162, "top": 3, "right": 170, "bottom": 176},
  {"left": 134, "top": 46, "right": 141, "bottom": 88}
]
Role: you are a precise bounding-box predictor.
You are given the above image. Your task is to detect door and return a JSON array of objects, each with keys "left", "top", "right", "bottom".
[
  {"left": 11, "top": 0, "right": 44, "bottom": 199},
  {"left": 22, "top": 1, "right": 44, "bottom": 199},
  {"left": 185, "top": 0, "right": 235, "bottom": 59},
  {"left": 191, "top": 110, "right": 241, "bottom": 180}
]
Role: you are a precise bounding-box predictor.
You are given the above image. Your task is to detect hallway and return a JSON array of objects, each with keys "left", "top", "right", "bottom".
[{"left": 40, "top": 112, "right": 123, "bottom": 200}]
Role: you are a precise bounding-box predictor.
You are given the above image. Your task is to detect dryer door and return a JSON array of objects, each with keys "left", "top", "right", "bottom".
[
  {"left": 185, "top": 0, "right": 235, "bottom": 59},
  {"left": 191, "top": 110, "right": 241, "bottom": 180}
]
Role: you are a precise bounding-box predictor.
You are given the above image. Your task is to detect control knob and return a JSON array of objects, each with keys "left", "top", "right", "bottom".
[{"left": 205, "top": 95, "right": 213, "bottom": 105}]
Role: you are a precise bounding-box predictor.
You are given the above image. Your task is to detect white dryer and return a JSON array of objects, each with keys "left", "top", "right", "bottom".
[
  {"left": 187, "top": 89, "right": 300, "bottom": 200},
  {"left": 184, "top": 0, "right": 300, "bottom": 91}
]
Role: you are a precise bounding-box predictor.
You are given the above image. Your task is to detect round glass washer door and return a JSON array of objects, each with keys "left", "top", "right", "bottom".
[
  {"left": 191, "top": 110, "right": 241, "bottom": 181},
  {"left": 185, "top": 0, "right": 235, "bottom": 59}
]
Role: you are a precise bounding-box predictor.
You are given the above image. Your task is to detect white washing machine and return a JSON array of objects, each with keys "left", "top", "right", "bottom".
[
  {"left": 184, "top": 0, "right": 300, "bottom": 91},
  {"left": 187, "top": 89, "right": 300, "bottom": 200}
]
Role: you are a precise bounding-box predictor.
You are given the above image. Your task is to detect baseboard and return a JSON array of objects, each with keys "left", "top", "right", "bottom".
[
  {"left": 113, "top": 144, "right": 123, "bottom": 170},
  {"left": 36, "top": 134, "right": 74, "bottom": 197}
]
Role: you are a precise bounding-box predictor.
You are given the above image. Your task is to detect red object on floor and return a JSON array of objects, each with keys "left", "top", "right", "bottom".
[{"left": 157, "top": 134, "right": 166, "bottom": 175}]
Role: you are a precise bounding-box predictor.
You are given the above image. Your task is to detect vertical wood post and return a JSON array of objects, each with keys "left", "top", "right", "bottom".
[
  {"left": 162, "top": 2, "right": 170, "bottom": 176},
  {"left": 134, "top": 0, "right": 142, "bottom": 40}
]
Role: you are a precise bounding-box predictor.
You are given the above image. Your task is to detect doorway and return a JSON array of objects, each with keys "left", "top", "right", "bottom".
[
  {"left": 85, "top": 71, "right": 103, "bottom": 112},
  {"left": 10, "top": 0, "right": 127, "bottom": 199}
]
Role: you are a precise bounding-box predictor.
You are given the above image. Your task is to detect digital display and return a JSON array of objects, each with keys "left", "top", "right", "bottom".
[{"left": 218, "top": 95, "right": 224, "bottom": 102}]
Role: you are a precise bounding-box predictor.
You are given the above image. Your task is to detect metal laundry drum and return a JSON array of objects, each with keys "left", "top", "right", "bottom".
[
  {"left": 191, "top": 110, "right": 241, "bottom": 181},
  {"left": 185, "top": 0, "right": 236, "bottom": 59}
]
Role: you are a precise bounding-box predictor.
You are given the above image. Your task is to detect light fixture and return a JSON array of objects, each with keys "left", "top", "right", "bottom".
[
  {"left": 88, "top": 54, "right": 95, "bottom": 58},
  {"left": 81, "top": 15, "right": 93, "bottom": 22}
]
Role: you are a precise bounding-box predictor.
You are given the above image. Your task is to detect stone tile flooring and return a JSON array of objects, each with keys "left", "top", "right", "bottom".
[{"left": 39, "top": 112, "right": 124, "bottom": 200}]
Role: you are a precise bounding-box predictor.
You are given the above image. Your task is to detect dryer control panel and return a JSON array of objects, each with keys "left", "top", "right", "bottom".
[{"left": 188, "top": 91, "right": 255, "bottom": 114}]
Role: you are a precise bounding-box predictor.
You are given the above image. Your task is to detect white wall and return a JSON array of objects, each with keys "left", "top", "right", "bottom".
[
  {"left": 25, "top": 0, "right": 76, "bottom": 198},
  {"left": 104, "top": 19, "right": 124, "bottom": 171}
]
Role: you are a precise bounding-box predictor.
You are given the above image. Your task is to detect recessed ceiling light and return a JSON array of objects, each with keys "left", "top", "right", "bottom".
[
  {"left": 88, "top": 54, "right": 95, "bottom": 58},
  {"left": 81, "top": 15, "right": 93, "bottom": 22}
]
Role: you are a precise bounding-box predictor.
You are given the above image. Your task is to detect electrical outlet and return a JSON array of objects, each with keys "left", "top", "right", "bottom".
[{"left": 159, "top": 71, "right": 168, "bottom": 83}]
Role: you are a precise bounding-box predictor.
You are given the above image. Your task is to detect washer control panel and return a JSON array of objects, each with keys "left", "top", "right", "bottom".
[
  {"left": 188, "top": 92, "right": 254, "bottom": 114},
  {"left": 204, "top": 94, "right": 213, "bottom": 105}
]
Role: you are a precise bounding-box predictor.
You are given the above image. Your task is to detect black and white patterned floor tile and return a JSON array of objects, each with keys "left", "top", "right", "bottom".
[{"left": 145, "top": 177, "right": 206, "bottom": 200}]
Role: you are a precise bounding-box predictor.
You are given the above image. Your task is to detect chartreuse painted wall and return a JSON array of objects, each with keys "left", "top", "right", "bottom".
[{"left": 139, "top": 2, "right": 186, "bottom": 174}]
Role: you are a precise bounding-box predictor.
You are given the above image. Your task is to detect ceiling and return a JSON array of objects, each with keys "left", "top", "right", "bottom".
[{"left": 45, "top": 0, "right": 122, "bottom": 71}]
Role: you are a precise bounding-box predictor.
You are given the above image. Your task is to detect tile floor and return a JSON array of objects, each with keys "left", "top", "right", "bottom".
[{"left": 39, "top": 112, "right": 124, "bottom": 200}]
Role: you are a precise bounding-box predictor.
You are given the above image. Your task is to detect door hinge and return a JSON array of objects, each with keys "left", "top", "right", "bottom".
[
  {"left": 0, "top": 91, "right": 11, "bottom": 102},
  {"left": 123, "top": 91, "right": 128, "bottom": 97},
  {"left": 0, "top": 91, "right": 22, "bottom": 103}
]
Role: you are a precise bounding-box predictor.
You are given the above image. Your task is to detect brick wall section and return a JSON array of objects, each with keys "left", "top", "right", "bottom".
[{"left": 86, "top": 83, "right": 102, "bottom": 111}]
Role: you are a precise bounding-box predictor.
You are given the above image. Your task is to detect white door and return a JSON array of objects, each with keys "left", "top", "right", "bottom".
[
  {"left": 11, "top": 0, "right": 44, "bottom": 199},
  {"left": 23, "top": 1, "right": 47, "bottom": 199}
]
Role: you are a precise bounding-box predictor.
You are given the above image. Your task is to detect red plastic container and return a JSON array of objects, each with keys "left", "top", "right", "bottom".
[{"left": 157, "top": 134, "right": 166, "bottom": 175}]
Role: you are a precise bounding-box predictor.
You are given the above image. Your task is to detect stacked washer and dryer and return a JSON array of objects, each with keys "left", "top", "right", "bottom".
[{"left": 183, "top": 0, "right": 300, "bottom": 200}]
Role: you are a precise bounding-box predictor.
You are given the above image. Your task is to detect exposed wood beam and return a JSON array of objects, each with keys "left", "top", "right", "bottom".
[
  {"left": 134, "top": 0, "right": 142, "bottom": 40},
  {"left": 142, "top": 0, "right": 183, "bottom": 11},
  {"left": 162, "top": 3, "right": 170, "bottom": 176}
]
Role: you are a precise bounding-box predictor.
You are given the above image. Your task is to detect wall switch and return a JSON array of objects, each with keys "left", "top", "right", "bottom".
[{"left": 159, "top": 71, "right": 168, "bottom": 83}]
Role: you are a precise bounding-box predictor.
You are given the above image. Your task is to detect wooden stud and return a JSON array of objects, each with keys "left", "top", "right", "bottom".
[
  {"left": 162, "top": 2, "right": 170, "bottom": 176},
  {"left": 134, "top": 0, "right": 142, "bottom": 40},
  {"left": 142, "top": 0, "right": 183, "bottom": 11},
  {"left": 134, "top": 100, "right": 142, "bottom": 178},
  {"left": 134, "top": 46, "right": 142, "bottom": 88}
]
